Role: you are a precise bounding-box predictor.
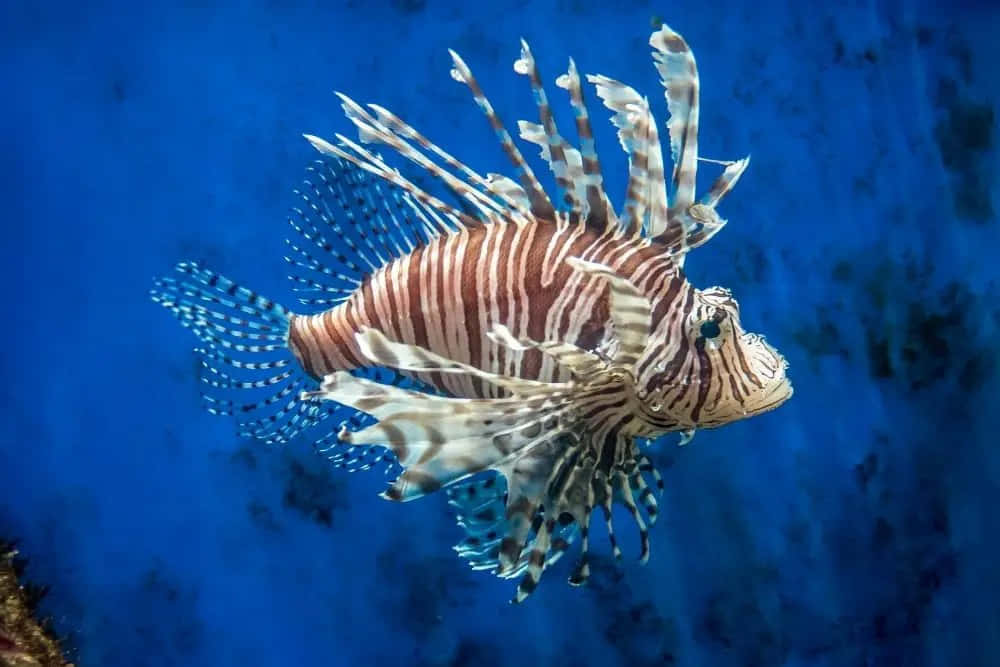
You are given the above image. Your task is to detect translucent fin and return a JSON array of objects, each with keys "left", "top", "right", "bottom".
[
  {"left": 301, "top": 324, "right": 593, "bottom": 600},
  {"left": 303, "top": 362, "right": 575, "bottom": 502},
  {"left": 517, "top": 120, "right": 585, "bottom": 216},
  {"left": 447, "top": 474, "right": 578, "bottom": 577},
  {"left": 700, "top": 156, "right": 750, "bottom": 209},
  {"left": 317, "top": 369, "right": 441, "bottom": 475},
  {"left": 286, "top": 158, "right": 437, "bottom": 310},
  {"left": 303, "top": 133, "right": 476, "bottom": 233},
  {"left": 150, "top": 262, "right": 336, "bottom": 444},
  {"left": 654, "top": 157, "right": 750, "bottom": 259}
]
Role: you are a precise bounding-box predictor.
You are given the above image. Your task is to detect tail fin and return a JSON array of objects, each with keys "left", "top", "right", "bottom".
[{"left": 150, "top": 261, "right": 334, "bottom": 444}]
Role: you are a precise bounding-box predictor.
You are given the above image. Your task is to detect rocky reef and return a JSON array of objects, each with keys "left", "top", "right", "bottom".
[{"left": 0, "top": 541, "right": 71, "bottom": 667}]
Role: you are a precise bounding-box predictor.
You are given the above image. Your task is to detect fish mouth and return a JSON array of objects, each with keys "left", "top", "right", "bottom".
[
  {"left": 742, "top": 374, "right": 794, "bottom": 417},
  {"left": 740, "top": 337, "right": 793, "bottom": 417},
  {"left": 690, "top": 339, "right": 793, "bottom": 428}
]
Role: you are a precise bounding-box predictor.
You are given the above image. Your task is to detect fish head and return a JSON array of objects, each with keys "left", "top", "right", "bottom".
[
  {"left": 683, "top": 285, "right": 793, "bottom": 427},
  {"left": 639, "top": 284, "right": 793, "bottom": 431}
]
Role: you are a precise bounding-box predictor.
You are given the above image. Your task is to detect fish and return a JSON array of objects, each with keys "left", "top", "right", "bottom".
[{"left": 151, "top": 23, "right": 793, "bottom": 603}]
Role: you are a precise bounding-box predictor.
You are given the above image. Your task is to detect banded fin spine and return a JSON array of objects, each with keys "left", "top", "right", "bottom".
[
  {"left": 513, "top": 40, "right": 577, "bottom": 213},
  {"left": 305, "top": 28, "right": 748, "bottom": 259},
  {"left": 447, "top": 48, "right": 556, "bottom": 221},
  {"left": 648, "top": 23, "right": 749, "bottom": 260},
  {"left": 650, "top": 24, "right": 700, "bottom": 219},
  {"left": 366, "top": 103, "right": 529, "bottom": 217},
  {"left": 700, "top": 156, "right": 750, "bottom": 209},
  {"left": 587, "top": 75, "right": 667, "bottom": 238},
  {"left": 556, "top": 57, "right": 611, "bottom": 230},
  {"left": 303, "top": 133, "right": 478, "bottom": 233},
  {"left": 151, "top": 262, "right": 336, "bottom": 444},
  {"left": 334, "top": 93, "right": 520, "bottom": 224}
]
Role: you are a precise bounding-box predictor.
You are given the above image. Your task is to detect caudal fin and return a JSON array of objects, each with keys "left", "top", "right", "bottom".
[{"left": 150, "top": 261, "right": 334, "bottom": 444}]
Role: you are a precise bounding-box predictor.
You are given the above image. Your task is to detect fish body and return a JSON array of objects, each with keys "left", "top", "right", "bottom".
[
  {"left": 152, "top": 24, "right": 792, "bottom": 602},
  {"left": 289, "top": 220, "right": 669, "bottom": 397}
]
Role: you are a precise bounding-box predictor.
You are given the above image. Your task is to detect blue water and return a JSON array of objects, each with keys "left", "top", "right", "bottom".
[{"left": 3, "top": 1, "right": 998, "bottom": 665}]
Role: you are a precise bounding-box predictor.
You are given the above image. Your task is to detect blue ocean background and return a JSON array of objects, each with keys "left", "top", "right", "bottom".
[{"left": 3, "top": 0, "right": 998, "bottom": 665}]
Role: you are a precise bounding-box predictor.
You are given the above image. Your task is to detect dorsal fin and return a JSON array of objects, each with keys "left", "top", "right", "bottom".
[
  {"left": 334, "top": 93, "right": 532, "bottom": 225},
  {"left": 284, "top": 157, "right": 447, "bottom": 311},
  {"left": 556, "top": 58, "right": 613, "bottom": 231},
  {"left": 298, "top": 27, "right": 749, "bottom": 264},
  {"left": 448, "top": 49, "right": 556, "bottom": 221},
  {"left": 656, "top": 157, "right": 751, "bottom": 257},
  {"left": 647, "top": 24, "right": 750, "bottom": 262},
  {"left": 303, "top": 133, "right": 478, "bottom": 231},
  {"left": 513, "top": 40, "right": 578, "bottom": 213},
  {"left": 650, "top": 24, "right": 700, "bottom": 220},
  {"left": 588, "top": 75, "right": 668, "bottom": 238},
  {"left": 367, "top": 102, "right": 532, "bottom": 218}
]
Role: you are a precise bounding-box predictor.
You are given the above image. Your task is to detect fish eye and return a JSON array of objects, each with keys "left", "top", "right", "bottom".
[{"left": 699, "top": 320, "right": 721, "bottom": 339}]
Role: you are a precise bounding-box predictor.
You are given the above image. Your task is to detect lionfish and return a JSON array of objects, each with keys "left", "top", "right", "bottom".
[{"left": 152, "top": 23, "right": 793, "bottom": 602}]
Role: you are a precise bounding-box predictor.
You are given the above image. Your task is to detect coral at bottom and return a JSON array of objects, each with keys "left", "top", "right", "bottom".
[{"left": 0, "top": 541, "right": 71, "bottom": 667}]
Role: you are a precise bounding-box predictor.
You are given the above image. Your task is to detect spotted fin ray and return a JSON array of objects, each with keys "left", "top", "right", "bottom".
[
  {"left": 447, "top": 474, "right": 579, "bottom": 578},
  {"left": 150, "top": 261, "right": 338, "bottom": 445}
]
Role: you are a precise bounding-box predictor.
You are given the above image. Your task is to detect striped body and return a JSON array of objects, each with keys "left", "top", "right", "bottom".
[{"left": 290, "top": 217, "right": 681, "bottom": 404}]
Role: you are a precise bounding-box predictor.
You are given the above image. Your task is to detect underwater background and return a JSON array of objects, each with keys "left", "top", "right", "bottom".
[{"left": 2, "top": 0, "right": 999, "bottom": 665}]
